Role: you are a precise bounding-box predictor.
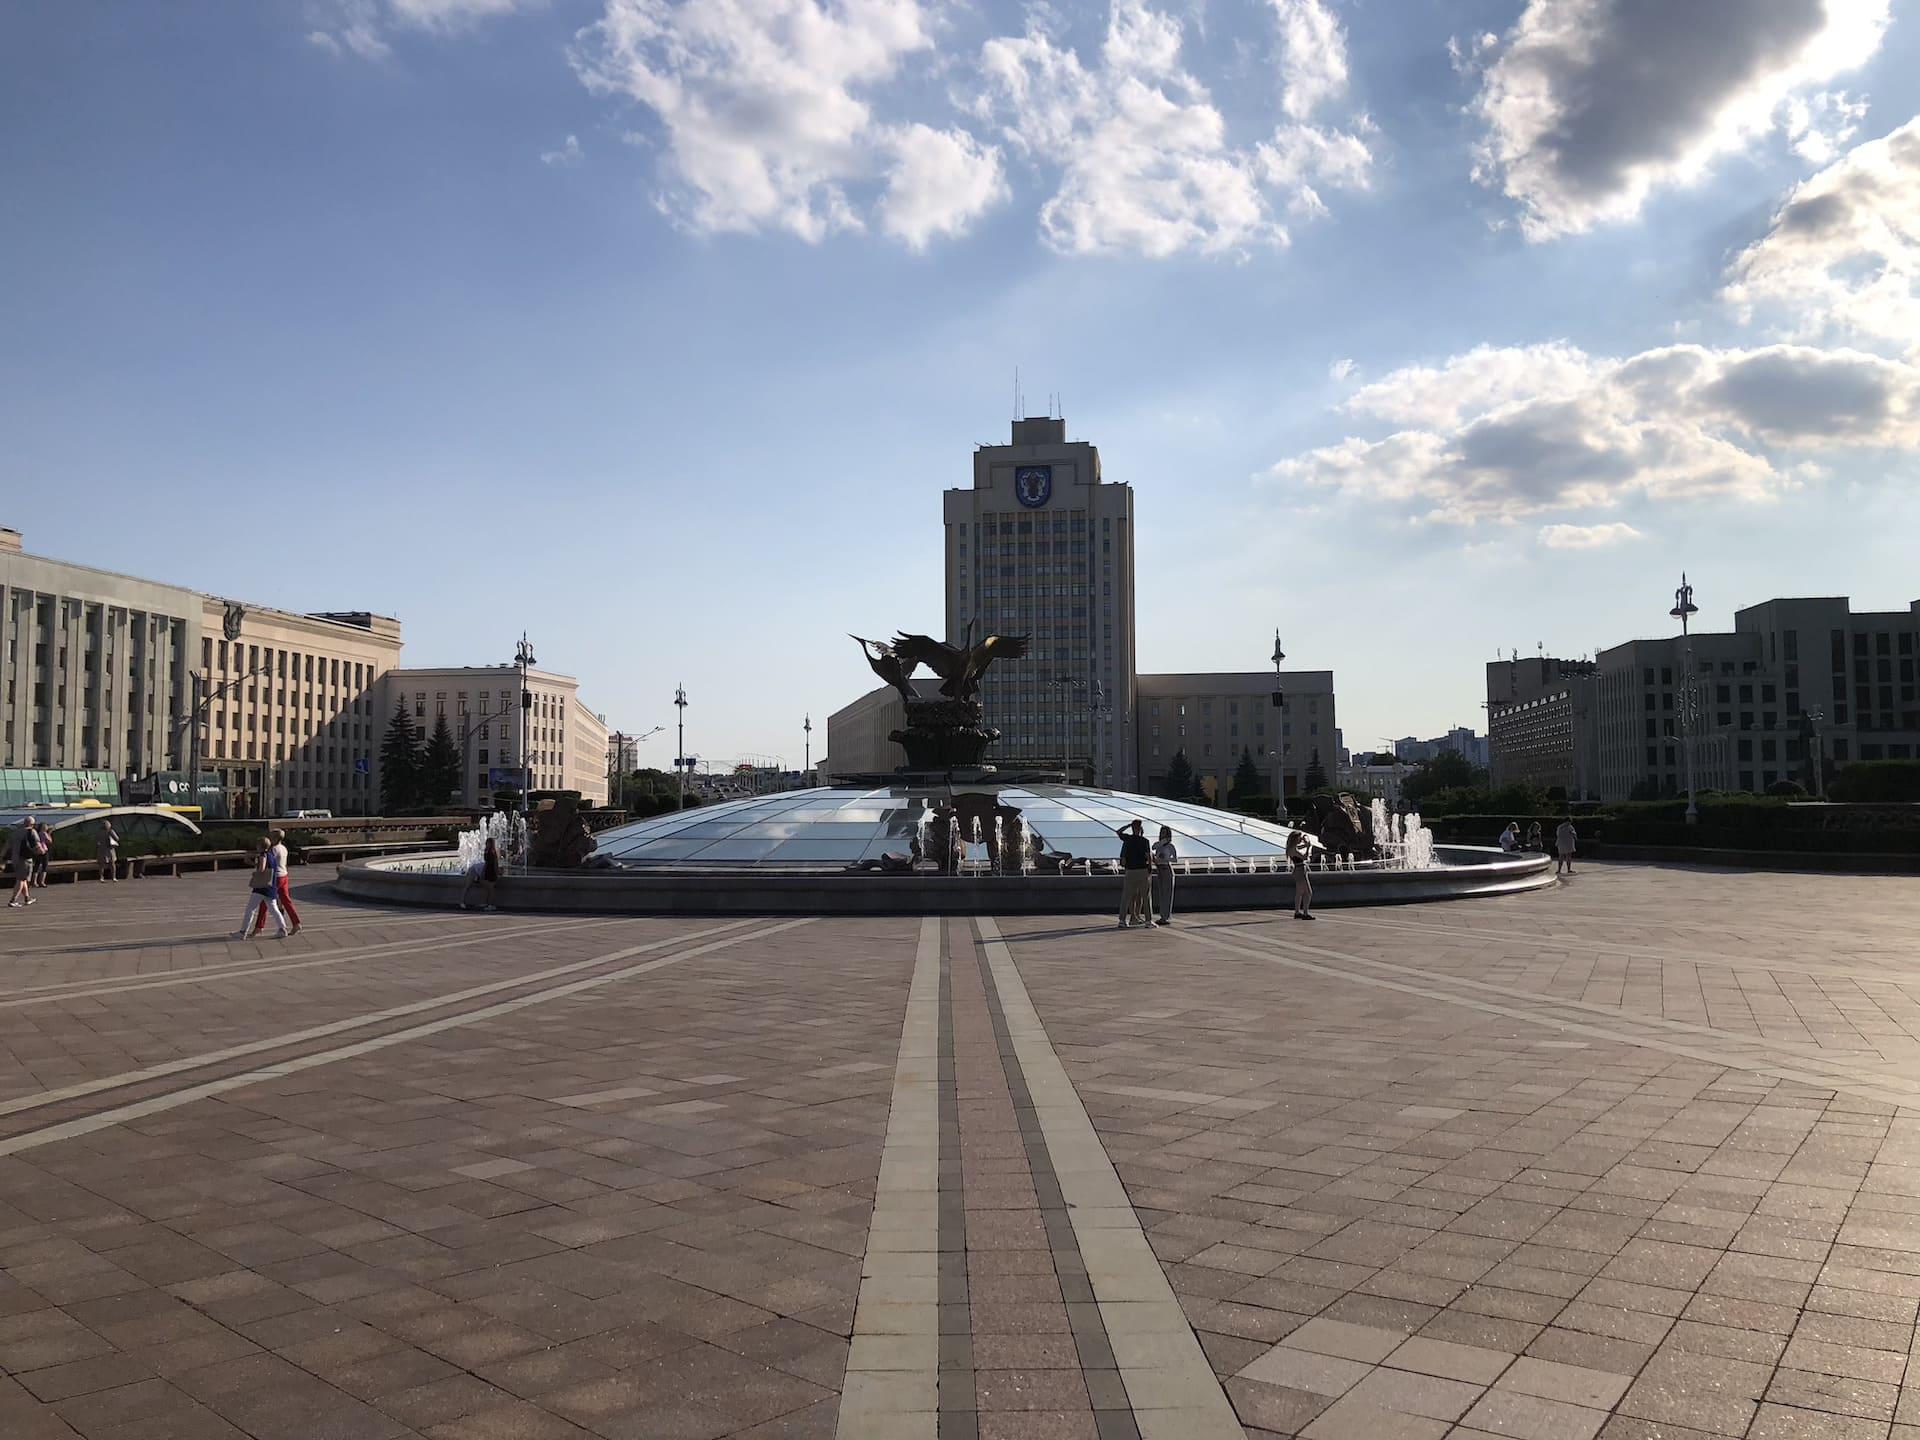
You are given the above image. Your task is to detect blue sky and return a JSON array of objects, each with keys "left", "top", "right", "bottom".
[{"left": 4, "top": 0, "right": 1918, "bottom": 771}]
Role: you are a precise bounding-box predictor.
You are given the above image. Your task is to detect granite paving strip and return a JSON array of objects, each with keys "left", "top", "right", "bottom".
[
  {"left": 839, "top": 915, "right": 941, "bottom": 1440},
  {"left": 0, "top": 919, "right": 762, "bottom": 1125},
  {"left": 976, "top": 916, "right": 1244, "bottom": 1439},
  {"left": 1170, "top": 921, "right": 1920, "bottom": 1109},
  {"left": 0, "top": 919, "right": 813, "bottom": 1157}
]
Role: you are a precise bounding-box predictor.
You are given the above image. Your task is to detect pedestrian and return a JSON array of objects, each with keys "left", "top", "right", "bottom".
[
  {"left": 96, "top": 819, "right": 120, "bottom": 882},
  {"left": 236, "top": 838, "right": 290, "bottom": 939},
  {"left": 1150, "top": 825, "right": 1178, "bottom": 927},
  {"left": 1115, "top": 820, "right": 1152, "bottom": 929},
  {"left": 1286, "top": 825, "right": 1314, "bottom": 918},
  {"left": 250, "top": 829, "right": 300, "bottom": 936},
  {"left": 1497, "top": 821, "right": 1520, "bottom": 853},
  {"left": 6, "top": 818, "right": 35, "bottom": 909},
  {"left": 1526, "top": 820, "right": 1544, "bottom": 853},
  {"left": 460, "top": 836, "right": 501, "bottom": 911},
  {"left": 30, "top": 821, "right": 52, "bottom": 889},
  {"left": 1555, "top": 816, "right": 1578, "bottom": 876}
]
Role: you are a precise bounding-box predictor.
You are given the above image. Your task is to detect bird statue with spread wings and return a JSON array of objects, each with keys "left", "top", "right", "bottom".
[
  {"left": 851, "top": 636, "right": 921, "bottom": 704},
  {"left": 889, "top": 622, "right": 1031, "bottom": 701}
]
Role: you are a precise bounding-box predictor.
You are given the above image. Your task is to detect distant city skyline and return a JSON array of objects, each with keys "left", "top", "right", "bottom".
[{"left": 4, "top": 1, "right": 1918, "bottom": 769}]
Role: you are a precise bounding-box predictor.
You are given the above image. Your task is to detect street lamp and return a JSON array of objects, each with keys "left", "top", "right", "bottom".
[
  {"left": 804, "top": 715, "right": 813, "bottom": 784},
  {"left": 606, "top": 726, "right": 664, "bottom": 810},
  {"left": 1804, "top": 706, "right": 1826, "bottom": 798},
  {"left": 179, "top": 662, "right": 273, "bottom": 819},
  {"left": 515, "top": 634, "right": 537, "bottom": 814},
  {"left": 674, "top": 684, "right": 689, "bottom": 809},
  {"left": 1270, "top": 630, "right": 1287, "bottom": 817},
  {"left": 1049, "top": 672, "right": 1087, "bottom": 783},
  {"left": 1668, "top": 576, "right": 1699, "bottom": 825}
]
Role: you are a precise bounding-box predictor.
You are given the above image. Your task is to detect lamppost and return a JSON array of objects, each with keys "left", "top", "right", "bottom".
[
  {"left": 803, "top": 715, "right": 813, "bottom": 784},
  {"left": 605, "top": 726, "right": 663, "bottom": 811},
  {"left": 1050, "top": 673, "right": 1086, "bottom": 783},
  {"left": 179, "top": 662, "right": 272, "bottom": 819},
  {"left": 1270, "top": 630, "right": 1287, "bottom": 816},
  {"left": 674, "top": 684, "right": 689, "bottom": 809},
  {"left": 1804, "top": 706, "right": 1826, "bottom": 798},
  {"left": 514, "top": 634, "right": 536, "bottom": 814},
  {"left": 1669, "top": 576, "right": 1699, "bottom": 825}
]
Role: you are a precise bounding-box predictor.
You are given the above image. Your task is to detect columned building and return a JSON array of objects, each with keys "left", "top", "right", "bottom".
[
  {"left": 383, "top": 665, "right": 609, "bottom": 807},
  {"left": 945, "top": 417, "right": 1137, "bottom": 787},
  {"left": 1, "top": 527, "right": 200, "bottom": 781}
]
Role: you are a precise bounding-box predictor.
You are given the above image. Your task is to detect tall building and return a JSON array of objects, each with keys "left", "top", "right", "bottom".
[
  {"left": 1, "top": 526, "right": 200, "bottom": 779},
  {"left": 1486, "top": 656, "right": 1601, "bottom": 799},
  {"left": 1394, "top": 726, "right": 1488, "bottom": 769},
  {"left": 945, "top": 417, "right": 1137, "bottom": 787},
  {"left": 1594, "top": 595, "right": 1919, "bottom": 800},
  {"left": 383, "top": 665, "right": 609, "bottom": 807},
  {"left": 1135, "top": 671, "right": 1336, "bottom": 800},
  {"left": 201, "top": 598, "right": 402, "bottom": 817}
]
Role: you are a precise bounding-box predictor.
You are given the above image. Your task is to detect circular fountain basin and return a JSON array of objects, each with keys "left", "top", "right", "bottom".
[{"left": 333, "top": 783, "right": 1554, "bottom": 914}]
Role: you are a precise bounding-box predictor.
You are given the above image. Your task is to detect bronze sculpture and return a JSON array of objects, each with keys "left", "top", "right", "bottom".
[
  {"left": 888, "top": 622, "right": 1031, "bottom": 702},
  {"left": 851, "top": 636, "right": 921, "bottom": 704}
]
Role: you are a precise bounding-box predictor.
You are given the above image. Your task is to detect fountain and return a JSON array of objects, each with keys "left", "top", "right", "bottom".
[{"left": 442, "top": 810, "right": 527, "bottom": 876}]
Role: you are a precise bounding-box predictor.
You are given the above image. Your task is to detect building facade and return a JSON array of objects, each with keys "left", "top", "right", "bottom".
[
  {"left": 1593, "top": 595, "right": 1919, "bottom": 800},
  {"left": 1394, "top": 726, "right": 1488, "bottom": 769},
  {"left": 1336, "top": 761, "right": 1415, "bottom": 804},
  {"left": 1135, "top": 671, "right": 1336, "bottom": 801},
  {"left": 200, "top": 599, "right": 402, "bottom": 816},
  {"left": 1486, "top": 656, "right": 1601, "bottom": 799},
  {"left": 945, "top": 417, "right": 1137, "bottom": 787},
  {"left": 1, "top": 527, "right": 201, "bottom": 781},
  {"left": 383, "top": 665, "right": 609, "bottom": 808}
]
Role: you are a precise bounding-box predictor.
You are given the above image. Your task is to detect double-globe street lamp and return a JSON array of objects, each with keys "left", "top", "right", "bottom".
[
  {"left": 1669, "top": 575, "right": 1701, "bottom": 825},
  {"left": 179, "top": 661, "right": 274, "bottom": 819}
]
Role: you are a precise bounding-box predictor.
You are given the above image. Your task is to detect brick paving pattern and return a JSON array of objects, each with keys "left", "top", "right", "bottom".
[{"left": 1, "top": 864, "right": 1918, "bottom": 1438}]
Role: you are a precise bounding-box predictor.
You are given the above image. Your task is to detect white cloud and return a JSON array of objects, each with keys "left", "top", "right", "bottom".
[
  {"left": 571, "top": 0, "right": 1002, "bottom": 246},
  {"left": 388, "top": 0, "right": 533, "bottom": 23},
  {"left": 1271, "top": 0, "right": 1347, "bottom": 120},
  {"left": 541, "top": 134, "right": 585, "bottom": 167},
  {"left": 1539, "top": 522, "right": 1642, "bottom": 549},
  {"left": 1467, "top": 0, "right": 1891, "bottom": 240},
  {"left": 1329, "top": 357, "right": 1355, "bottom": 380},
  {"left": 972, "top": 0, "right": 1370, "bottom": 257},
  {"left": 306, "top": 0, "right": 530, "bottom": 55},
  {"left": 1724, "top": 114, "right": 1920, "bottom": 353},
  {"left": 1265, "top": 340, "right": 1920, "bottom": 526},
  {"left": 1783, "top": 89, "right": 1868, "bottom": 163}
]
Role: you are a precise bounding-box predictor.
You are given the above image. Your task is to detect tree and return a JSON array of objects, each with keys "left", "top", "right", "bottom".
[
  {"left": 420, "top": 713, "right": 462, "bottom": 809},
  {"left": 1164, "top": 748, "right": 1199, "bottom": 800},
  {"left": 1304, "top": 748, "right": 1328, "bottom": 791},
  {"left": 1228, "top": 747, "right": 1265, "bottom": 807},
  {"left": 1401, "top": 750, "right": 1488, "bottom": 807},
  {"left": 378, "top": 700, "right": 422, "bottom": 815}
]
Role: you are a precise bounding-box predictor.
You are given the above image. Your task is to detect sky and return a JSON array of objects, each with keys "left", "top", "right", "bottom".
[{"left": 3, "top": 0, "right": 1919, "bottom": 772}]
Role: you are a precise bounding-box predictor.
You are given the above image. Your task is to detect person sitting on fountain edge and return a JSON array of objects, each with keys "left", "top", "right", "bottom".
[{"left": 1116, "top": 820, "right": 1152, "bottom": 929}]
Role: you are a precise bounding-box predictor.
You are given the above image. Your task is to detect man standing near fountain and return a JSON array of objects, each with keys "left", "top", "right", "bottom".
[
  {"left": 1555, "top": 817, "right": 1578, "bottom": 877},
  {"left": 1117, "top": 820, "right": 1152, "bottom": 928}
]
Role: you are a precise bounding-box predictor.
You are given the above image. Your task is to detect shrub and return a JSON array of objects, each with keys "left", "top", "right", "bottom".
[
  {"left": 1765, "top": 779, "right": 1809, "bottom": 798},
  {"left": 1829, "top": 760, "right": 1920, "bottom": 803}
]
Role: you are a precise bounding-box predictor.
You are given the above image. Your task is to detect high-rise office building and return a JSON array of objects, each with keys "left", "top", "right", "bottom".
[{"left": 944, "top": 417, "right": 1137, "bottom": 786}]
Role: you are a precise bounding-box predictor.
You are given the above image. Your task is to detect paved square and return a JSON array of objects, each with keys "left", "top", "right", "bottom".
[{"left": 2, "top": 863, "right": 1919, "bottom": 1438}]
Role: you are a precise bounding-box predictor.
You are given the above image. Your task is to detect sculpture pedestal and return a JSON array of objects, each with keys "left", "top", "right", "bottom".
[{"left": 888, "top": 698, "right": 998, "bottom": 771}]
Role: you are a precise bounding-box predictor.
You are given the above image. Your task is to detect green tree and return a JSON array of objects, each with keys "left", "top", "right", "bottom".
[
  {"left": 1304, "top": 748, "right": 1328, "bottom": 791},
  {"left": 1164, "top": 748, "right": 1199, "bottom": 800},
  {"left": 1228, "top": 747, "right": 1264, "bottom": 807},
  {"left": 1401, "top": 750, "right": 1488, "bottom": 807},
  {"left": 421, "top": 713, "right": 462, "bottom": 808},
  {"left": 378, "top": 700, "right": 422, "bottom": 815}
]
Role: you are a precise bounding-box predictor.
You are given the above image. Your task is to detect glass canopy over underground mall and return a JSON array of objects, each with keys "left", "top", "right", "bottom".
[{"left": 592, "top": 785, "right": 1305, "bottom": 868}]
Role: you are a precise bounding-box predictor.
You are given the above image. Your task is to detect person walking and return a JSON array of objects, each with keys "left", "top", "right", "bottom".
[
  {"left": 1116, "top": 820, "right": 1152, "bottom": 929},
  {"left": 96, "top": 819, "right": 120, "bottom": 882},
  {"left": 250, "top": 829, "right": 300, "bottom": 936},
  {"left": 6, "top": 819, "right": 35, "bottom": 909},
  {"left": 1555, "top": 817, "right": 1578, "bottom": 876},
  {"left": 30, "top": 821, "right": 52, "bottom": 889},
  {"left": 1150, "top": 826, "right": 1178, "bottom": 927},
  {"left": 1286, "top": 825, "right": 1314, "bottom": 919},
  {"left": 236, "top": 838, "right": 290, "bottom": 939},
  {"left": 460, "top": 836, "right": 501, "bottom": 911}
]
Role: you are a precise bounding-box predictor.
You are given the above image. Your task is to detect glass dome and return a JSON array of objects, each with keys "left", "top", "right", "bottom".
[{"left": 592, "top": 784, "right": 1303, "bottom": 868}]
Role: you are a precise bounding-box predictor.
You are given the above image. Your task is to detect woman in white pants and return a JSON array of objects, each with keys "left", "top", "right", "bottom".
[{"left": 236, "top": 839, "right": 290, "bottom": 939}]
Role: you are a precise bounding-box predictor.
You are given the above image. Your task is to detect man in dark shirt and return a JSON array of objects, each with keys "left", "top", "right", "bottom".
[{"left": 1117, "top": 820, "right": 1152, "bottom": 928}]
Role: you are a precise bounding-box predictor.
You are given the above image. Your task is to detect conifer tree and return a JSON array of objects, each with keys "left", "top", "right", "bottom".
[
  {"left": 378, "top": 700, "right": 422, "bottom": 815},
  {"left": 421, "top": 713, "right": 462, "bottom": 808}
]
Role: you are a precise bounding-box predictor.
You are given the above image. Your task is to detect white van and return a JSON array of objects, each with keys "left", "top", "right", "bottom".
[{"left": 284, "top": 809, "right": 334, "bottom": 819}]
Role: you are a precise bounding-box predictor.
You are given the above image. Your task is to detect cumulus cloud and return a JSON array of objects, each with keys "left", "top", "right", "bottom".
[
  {"left": 1724, "top": 114, "right": 1920, "bottom": 353},
  {"left": 1540, "top": 522, "right": 1642, "bottom": 548},
  {"left": 1265, "top": 340, "right": 1920, "bottom": 527},
  {"left": 306, "top": 0, "right": 530, "bottom": 55},
  {"left": 1466, "top": 0, "right": 1891, "bottom": 239},
  {"left": 571, "top": 0, "right": 1004, "bottom": 246},
  {"left": 541, "top": 134, "right": 585, "bottom": 167},
  {"left": 1329, "top": 357, "right": 1355, "bottom": 380},
  {"left": 971, "top": 0, "right": 1370, "bottom": 257}
]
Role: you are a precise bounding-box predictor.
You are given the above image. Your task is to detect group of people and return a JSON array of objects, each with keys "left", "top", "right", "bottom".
[
  {"left": 1499, "top": 818, "right": 1579, "bottom": 876},
  {"left": 237, "top": 829, "right": 301, "bottom": 938},
  {"left": 6, "top": 817, "right": 53, "bottom": 907},
  {"left": 1113, "top": 817, "right": 1318, "bottom": 927}
]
